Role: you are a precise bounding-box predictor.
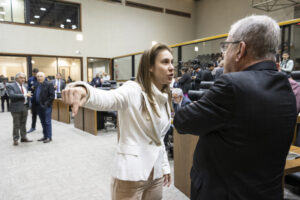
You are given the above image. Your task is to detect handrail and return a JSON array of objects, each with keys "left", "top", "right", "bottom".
[{"left": 113, "top": 18, "right": 300, "bottom": 59}]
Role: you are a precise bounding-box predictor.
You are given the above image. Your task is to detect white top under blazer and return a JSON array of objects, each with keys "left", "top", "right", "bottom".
[{"left": 69, "top": 81, "right": 171, "bottom": 181}]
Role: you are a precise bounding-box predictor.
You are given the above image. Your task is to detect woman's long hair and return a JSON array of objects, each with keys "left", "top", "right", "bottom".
[{"left": 136, "top": 43, "right": 173, "bottom": 117}]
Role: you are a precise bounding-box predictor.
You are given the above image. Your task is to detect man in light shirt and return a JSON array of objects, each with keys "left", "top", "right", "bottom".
[
  {"left": 280, "top": 52, "right": 294, "bottom": 75},
  {"left": 7, "top": 72, "right": 33, "bottom": 146}
]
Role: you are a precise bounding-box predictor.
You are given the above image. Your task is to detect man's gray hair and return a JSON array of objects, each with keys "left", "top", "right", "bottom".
[
  {"left": 15, "top": 72, "right": 26, "bottom": 79},
  {"left": 172, "top": 88, "right": 183, "bottom": 97},
  {"left": 36, "top": 72, "right": 45, "bottom": 77},
  {"left": 228, "top": 15, "right": 280, "bottom": 60}
]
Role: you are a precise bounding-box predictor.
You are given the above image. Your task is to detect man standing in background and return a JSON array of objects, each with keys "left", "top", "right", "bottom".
[
  {"left": 27, "top": 68, "right": 39, "bottom": 133},
  {"left": 33, "top": 72, "right": 55, "bottom": 143},
  {"left": 52, "top": 73, "right": 66, "bottom": 99},
  {"left": 0, "top": 76, "right": 10, "bottom": 112},
  {"left": 7, "top": 72, "right": 33, "bottom": 146}
]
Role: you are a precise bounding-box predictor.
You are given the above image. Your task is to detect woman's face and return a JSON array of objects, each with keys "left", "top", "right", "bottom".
[{"left": 150, "top": 50, "right": 174, "bottom": 89}]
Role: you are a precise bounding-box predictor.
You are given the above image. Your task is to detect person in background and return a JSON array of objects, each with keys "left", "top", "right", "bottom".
[
  {"left": 102, "top": 72, "right": 110, "bottom": 81},
  {"left": 62, "top": 43, "right": 173, "bottom": 199},
  {"left": 0, "top": 77, "right": 9, "bottom": 112},
  {"left": 27, "top": 68, "right": 39, "bottom": 133},
  {"left": 52, "top": 73, "right": 66, "bottom": 99},
  {"left": 33, "top": 72, "right": 55, "bottom": 143},
  {"left": 214, "top": 60, "right": 224, "bottom": 80},
  {"left": 67, "top": 76, "right": 73, "bottom": 83},
  {"left": 174, "top": 15, "right": 297, "bottom": 200},
  {"left": 7, "top": 72, "right": 33, "bottom": 146},
  {"left": 178, "top": 67, "right": 192, "bottom": 97},
  {"left": 201, "top": 63, "right": 214, "bottom": 81},
  {"left": 91, "top": 73, "right": 103, "bottom": 87},
  {"left": 192, "top": 66, "right": 202, "bottom": 90},
  {"left": 172, "top": 88, "right": 191, "bottom": 113},
  {"left": 280, "top": 52, "right": 294, "bottom": 75}
]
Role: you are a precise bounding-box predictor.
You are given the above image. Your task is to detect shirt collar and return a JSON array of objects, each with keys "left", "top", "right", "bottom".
[{"left": 151, "top": 84, "right": 168, "bottom": 105}]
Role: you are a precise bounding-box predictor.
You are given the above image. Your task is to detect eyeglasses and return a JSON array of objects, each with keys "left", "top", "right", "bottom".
[{"left": 220, "top": 41, "right": 241, "bottom": 53}]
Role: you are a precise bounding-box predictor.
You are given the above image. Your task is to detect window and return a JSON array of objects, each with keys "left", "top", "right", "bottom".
[
  {"left": 0, "top": 56, "right": 27, "bottom": 81},
  {"left": 29, "top": 0, "right": 80, "bottom": 30},
  {"left": 114, "top": 56, "right": 132, "bottom": 81},
  {"left": 0, "top": 0, "right": 25, "bottom": 23},
  {"left": 87, "top": 58, "right": 110, "bottom": 82},
  {"left": 0, "top": 0, "right": 81, "bottom": 30}
]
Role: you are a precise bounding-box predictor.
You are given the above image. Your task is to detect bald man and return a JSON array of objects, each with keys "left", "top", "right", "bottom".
[{"left": 33, "top": 72, "right": 55, "bottom": 143}]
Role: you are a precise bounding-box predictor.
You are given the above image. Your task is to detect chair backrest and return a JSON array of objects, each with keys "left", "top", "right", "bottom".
[
  {"left": 188, "top": 90, "right": 206, "bottom": 101},
  {"left": 200, "top": 81, "right": 214, "bottom": 89},
  {"left": 291, "top": 71, "right": 300, "bottom": 81}
]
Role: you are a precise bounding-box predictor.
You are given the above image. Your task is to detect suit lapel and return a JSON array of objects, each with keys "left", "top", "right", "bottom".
[{"left": 141, "top": 91, "right": 162, "bottom": 146}]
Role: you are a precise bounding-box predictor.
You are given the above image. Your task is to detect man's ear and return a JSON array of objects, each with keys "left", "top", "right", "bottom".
[{"left": 236, "top": 41, "right": 247, "bottom": 62}]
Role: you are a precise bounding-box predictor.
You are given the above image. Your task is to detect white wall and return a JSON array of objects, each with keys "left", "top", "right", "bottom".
[
  {"left": 0, "top": 0, "right": 196, "bottom": 81},
  {"left": 195, "top": 0, "right": 295, "bottom": 39}
]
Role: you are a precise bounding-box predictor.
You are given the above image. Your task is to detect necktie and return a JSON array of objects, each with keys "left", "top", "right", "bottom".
[{"left": 20, "top": 84, "right": 24, "bottom": 94}]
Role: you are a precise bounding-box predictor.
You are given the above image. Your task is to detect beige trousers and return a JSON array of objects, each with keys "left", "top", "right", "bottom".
[{"left": 111, "top": 170, "right": 164, "bottom": 200}]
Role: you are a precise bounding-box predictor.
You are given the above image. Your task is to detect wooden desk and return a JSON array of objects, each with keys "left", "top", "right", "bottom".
[
  {"left": 285, "top": 145, "right": 300, "bottom": 175},
  {"left": 52, "top": 99, "right": 59, "bottom": 121},
  {"left": 51, "top": 99, "right": 70, "bottom": 124},
  {"left": 74, "top": 107, "right": 84, "bottom": 131},
  {"left": 173, "top": 129, "right": 198, "bottom": 198},
  {"left": 174, "top": 128, "right": 300, "bottom": 198},
  {"left": 58, "top": 100, "right": 70, "bottom": 124},
  {"left": 73, "top": 107, "right": 101, "bottom": 136}
]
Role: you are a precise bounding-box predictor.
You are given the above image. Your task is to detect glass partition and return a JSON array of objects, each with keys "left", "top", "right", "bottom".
[
  {"left": 87, "top": 58, "right": 110, "bottom": 82},
  {"left": 12, "top": 0, "right": 24, "bottom": 23},
  {"left": 290, "top": 24, "right": 300, "bottom": 70},
  {"left": 0, "top": 56, "right": 27, "bottom": 81},
  {"left": 134, "top": 54, "right": 142, "bottom": 77},
  {"left": 114, "top": 56, "right": 132, "bottom": 81},
  {"left": 58, "top": 58, "right": 81, "bottom": 82},
  {"left": 32, "top": 57, "right": 57, "bottom": 80}
]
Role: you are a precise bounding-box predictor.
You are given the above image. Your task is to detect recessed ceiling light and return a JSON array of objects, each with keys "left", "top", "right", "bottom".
[
  {"left": 30, "top": 21, "right": 35, "bottom": 24},
  {"left": 34, "top": 15, "right": 40, "bottom": 19},
  {"left": 90, "top": 59, "right": 94, "bottom": 62},
  {"left": 194, "top": 46, "right": 199, "bottom": 52},
  {"left": 76, "top": 34, "right": 83, "bottom": 41},
  {"left": 0, "top": 19, "right": 4, "bottom": 21},
  {"left": 0, "top": 11, "right": 6, "bottom": 15},
  {"left": 40, "top": 7, "right": 46, "bottom": 11},
  {"left": 31, "top": 60, "right": 35, "bottom": 64},
  {"left": 72, "top": 25, "right": 77, "bottom": 29},
  {"left": 60, "top": 24, "right": 64, "bottom": 28},
  {"left": 66, "top": 19, "right": 71, "bottom": 23}
]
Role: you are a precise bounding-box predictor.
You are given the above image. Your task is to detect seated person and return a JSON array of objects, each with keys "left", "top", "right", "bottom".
[{"left": 164, "top": 88, "right": 191, "bottom": 154}]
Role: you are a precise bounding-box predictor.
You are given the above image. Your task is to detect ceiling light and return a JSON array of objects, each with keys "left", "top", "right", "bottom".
[
  {"left": 66, "top": 19, "right": 71, "bottom": 23},
  {"left": 76, "top": 34, "right": 83, "bottom": 41},
  {"left": 152, "top": 41, "right": 157, "bottom": 46},
  {"left": 31, "top": 60, "right": 35, "bottom": 64},
  {"left": 194, "top": 46, "right": 199, "bottom": 52},
  {"left": 34, "top": 15, "right": 40, "bottom": 19},
  {"left": 30, "top": 21, "right": 35, "bottom": 24},
  {"left": 40, "top": 7, "right": 46, "bottom": 11},
  {"left": 0, "top": 11, "right": 5, "bottom": 15},
  {"left": 89, "top": 59, "right": 94, "bottom": 62},
  {"left": 60, "top": 24, "right": 64, "bottom": 28},
  {"left": 0, "top": 19, "right": 4, "bottom": 21},
  {"left": 72, "top": 25, "right": 77, "bottom": 29}
]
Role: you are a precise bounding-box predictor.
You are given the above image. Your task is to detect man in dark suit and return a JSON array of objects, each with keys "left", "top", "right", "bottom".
[
  {"left": 27, "top": 68, "right": 39, "bottom": 133},
  {"left": 91, "top": 73, "right": 102, "bottom": 88},
  {"left": 174, "top": 15, "right": 297, "bottom": 200},
  {"left": 7, "top": 72, "right": 33, "bottom": 146},
  {"left": 33, "top": 72, "right": 55, "bottom": 143},
  {"left": 201, "top": 63, "right": 214, "bottom": 81},
  {"left": 172, "top": 88, "right": 191, "bottom": 113},
  {"left": 52, "top": 73, "right": 66, "bottom": 99},
  {"left": 192, "top": 66, "right": 202, "bottom": 90}
]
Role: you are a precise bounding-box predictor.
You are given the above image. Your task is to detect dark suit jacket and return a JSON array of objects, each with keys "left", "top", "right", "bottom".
[
  {"left": 179, "top": 73, "right": 192, "bottom": 94},
  {"left": 32, "top": 81, "right": 55, "bottom": 108},
  {"left": 215, "top": 67, "right": 224, "bottom": 80},
  {"left": 51, "top": 79, "right": 66, "bottom": 92},
  {"left": 201, "top": 69, "right": 213, "bottom": 81},
  {"left": 91, "top": 77, "right": 102, "bottom": 87},
  {"left": 174, "top": 61, "right": 297, "bottom": 200},
  {"left": 7, "top": 82, "right": 28, "bottom": 112},
  {"left": 173, "top": 96, "right": 191, "bottom": 113}
]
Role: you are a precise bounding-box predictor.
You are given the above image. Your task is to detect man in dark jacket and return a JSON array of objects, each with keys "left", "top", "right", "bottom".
[
  {"left": 7, "top": 72, "right": 33, "bottom": 145},
  {"left": 27, "top": 68, "right": 39, "bottom": 133},
  {"left": 174, "top": 15, "right": 297, "bottom": 200},
  {"left": 33, "top": 72, "right": 55, "bottom": 143},
  {"left": 178, "top": 67, "right": 192, "bottom": 96}
]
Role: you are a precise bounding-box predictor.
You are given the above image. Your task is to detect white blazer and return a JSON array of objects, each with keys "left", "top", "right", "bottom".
[{"left": 69, "top": 81, "right": 171, "bottom": 181}]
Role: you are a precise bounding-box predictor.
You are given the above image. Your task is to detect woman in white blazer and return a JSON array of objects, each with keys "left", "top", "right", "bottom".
[{"left": 62, "top": 43, "right": 174, "bottom": 200}]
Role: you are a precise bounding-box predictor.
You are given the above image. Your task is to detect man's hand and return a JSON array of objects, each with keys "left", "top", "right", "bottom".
[
  {"left": 62, "top": 86, "right": 87, "bottom": 116},
  {"left": 163, "top": 174, "right": 171, "bottom": 187}
]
